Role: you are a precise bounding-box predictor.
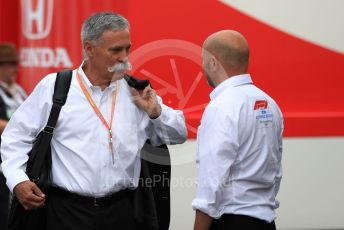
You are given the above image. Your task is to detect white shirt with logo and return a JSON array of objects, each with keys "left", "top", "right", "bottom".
[{"left": 192, "top": 74, "right": 283, "bottom": 223}]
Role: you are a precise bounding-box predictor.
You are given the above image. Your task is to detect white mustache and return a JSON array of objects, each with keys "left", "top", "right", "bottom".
[{"left": 107, "top": 61, "right": 132, "bottom": 73}]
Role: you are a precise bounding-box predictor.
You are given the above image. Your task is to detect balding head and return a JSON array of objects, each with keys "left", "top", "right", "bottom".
[{"left": 203, "top": 30, "right": 249, "bottom": 76}]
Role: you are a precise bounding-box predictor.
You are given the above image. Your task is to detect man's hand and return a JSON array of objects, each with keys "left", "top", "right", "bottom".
[
  {"left": 0, "top": 118, "right": 8, "bottom": 134},
  {"left": 194, "top": 210, "right": 213, "bottom": 230},
  {"left": 131, "top": 86, "right": 162, "bottom": 119},
  {"left": 14, "top": 180, "right": 46, "bottom": 210}
]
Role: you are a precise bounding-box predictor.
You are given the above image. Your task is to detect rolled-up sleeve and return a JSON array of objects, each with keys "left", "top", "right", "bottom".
[
  {"left": 192, "top": 106, "right": 239, "bottom": 218},
  {"left": 148, "top": 96, "right": 187, "bottom": 146}
]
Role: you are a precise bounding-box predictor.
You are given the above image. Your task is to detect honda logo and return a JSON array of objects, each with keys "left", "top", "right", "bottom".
[{"left": 21, "top": 0, "right": 53, "bottom": 40}]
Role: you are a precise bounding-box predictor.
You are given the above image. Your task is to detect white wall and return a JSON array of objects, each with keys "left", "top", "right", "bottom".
[
  {"left": 219, "top": 0, "right": 344, "bottom": 54},
  {"left": 168, "top": 138, "right": 344, "bottom": 229}
]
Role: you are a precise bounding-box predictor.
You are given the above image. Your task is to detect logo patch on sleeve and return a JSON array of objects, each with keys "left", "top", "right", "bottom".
[
  {"left": 254, "top": 100, "right": 268, "bottom": 110},
  {"left": 254, "top": 100, "right": 273, "bottom": 128}
]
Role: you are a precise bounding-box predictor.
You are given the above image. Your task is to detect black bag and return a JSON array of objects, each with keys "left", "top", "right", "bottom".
[
  {"left": 8, "top": 70, "right": 72, "bottom": 230},
  {"left": 135, "top": 141, "right": 171, "bottom": 230}
]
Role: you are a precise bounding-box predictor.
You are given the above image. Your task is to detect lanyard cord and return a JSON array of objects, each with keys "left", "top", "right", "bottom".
[{"left": 76, "top": 69, "right": 118, "bottom": 144}]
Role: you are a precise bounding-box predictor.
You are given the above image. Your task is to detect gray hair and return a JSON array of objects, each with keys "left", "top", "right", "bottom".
[{"left": 81, "top": 12, "right": 130, "bottom": 50}]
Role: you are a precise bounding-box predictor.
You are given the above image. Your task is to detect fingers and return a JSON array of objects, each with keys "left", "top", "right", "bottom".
[
  {"left": 130, "top": 86, "right": 155, "bottom": 103},
  {"left": 130, "top": 88, "right": 143, "bottom": 106},
  {"left": 130, "top": 87, "right": 139, "bottom": 97},
  {"left": 20, "top": 195, "right": 45, "bottom": 210},
  {"left": 142, "top": 86, "right": 151, "bottom": 97},
  {"left": 23, "top": 196, "right": 45, "bottom": 210},
  {"left": 130, "top": 85, "right": 160, "bottom": 118},
  {"left": 141, "top": 87, "right": 156, "bottom": 100},
  {"left": 14, "top": 180, "right": 46, "bottom": 210},
  {"left": 31, "top": 183, "right": 46, "bottom": 199}
]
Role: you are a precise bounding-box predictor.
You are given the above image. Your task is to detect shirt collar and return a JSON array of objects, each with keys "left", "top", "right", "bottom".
[
  {"left": 210, "top": 74, "right": 253, "bottom": 100},
  {"left": 78, "top": 61, "right": 117, "bottom": 90}
]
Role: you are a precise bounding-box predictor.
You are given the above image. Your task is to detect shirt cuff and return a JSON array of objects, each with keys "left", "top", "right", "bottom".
[
  {"left": 192, "top": 198, "right": 222, "bottom": 219},
  {"left": 6, "top": 169, "right": 29, "bottom": 192},
  {"left": 149, "top": 104, "right": 166, "bottom": 120},
  {"left": 149, "top": 104, "right": 167, "bottom": 123}
]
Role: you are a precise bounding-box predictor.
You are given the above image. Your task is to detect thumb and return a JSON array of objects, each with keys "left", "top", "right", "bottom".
[
  {"left": 31, "top": 184, "right": 45, "bottom": 198},
  {"left": 130, "top": 87, "right": 142, "bottom": 104},
  {"left": 130, "top": 87, "right": 139, "bottom": 97}
]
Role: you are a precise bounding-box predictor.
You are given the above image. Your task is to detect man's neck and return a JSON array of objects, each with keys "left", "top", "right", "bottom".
[
  {"left": 82, "top": 64, "right": 111, "bottom": 90},
  {"left": 214, "top": 70, "right": 247, "bottom": 88}
]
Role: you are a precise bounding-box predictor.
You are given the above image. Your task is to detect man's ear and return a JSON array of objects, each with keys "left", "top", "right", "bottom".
[
  {"left": 213, "top": 56, "right": 227, "bottom": 74},
  {"left": 209, "top": 56, "right": 218, "bottom": 72},
  {"left": 84, "top": 41, "right": 94, "bottom": 58}
]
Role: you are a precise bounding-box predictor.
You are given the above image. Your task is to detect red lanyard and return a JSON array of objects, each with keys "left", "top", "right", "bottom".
[{"left": 76, "top": 69, "right": 118, "bottom": 146}]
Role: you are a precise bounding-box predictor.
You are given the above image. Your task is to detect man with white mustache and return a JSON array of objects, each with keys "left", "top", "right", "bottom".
[
  {"left": 108, "top": 58, "right": 132, "bottom": 73},
  {"left": 0, "top": 12, "right": 187, "bottom": 230}
]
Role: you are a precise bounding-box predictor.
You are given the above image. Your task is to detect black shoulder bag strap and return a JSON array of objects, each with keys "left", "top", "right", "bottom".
[{"left": 27, "top": 70, "right": 73, "bottom": 182}]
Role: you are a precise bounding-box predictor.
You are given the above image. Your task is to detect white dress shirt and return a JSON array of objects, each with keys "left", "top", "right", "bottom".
[
  {"left": 192, "top": 74, "right": 283, "bottom": 223},
  {"left": 1, "top": 65, "right": 187, "bottom": 197}
]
